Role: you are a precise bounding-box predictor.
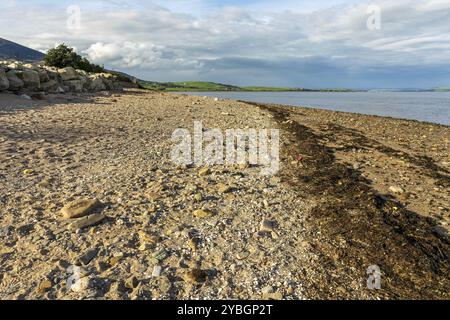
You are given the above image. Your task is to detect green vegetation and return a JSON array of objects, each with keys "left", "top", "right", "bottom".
[
  {"left": 139, "top": 81, "right": 358, "bottom": 92},
  {"left": 432, "top": 87, "right": 450, "bottom": 92},
  {"left": 44, "top": 44, "right": 104, "bottom": 73}
]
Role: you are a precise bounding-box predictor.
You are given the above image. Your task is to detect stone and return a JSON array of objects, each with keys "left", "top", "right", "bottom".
[
  {"left": 261, "top": 286, "right": 274, "bottom": 294},
  {"left": 61, "top": 199, "right": 102, "bottom": 219},
  {"left": 78, "top": 248, "right": 98, "bottom": 266},
  {"left": 217, "top": 183, "right": 232, "bottom": 194},
  {"left": 88, "top": 75, "right": 107, "bottom": 91},
  {"left": 58, "top": 67, "right": 79, "bottom": 81},
  {"left": 20, "top": 94, "right": 31, "bottom": 100},
  {"left": 152, "top": 265, "right": 162, "bottom": 277},
  {"left": 198, "top": 167, "right": 211, "bottom": 176},
  {"left": 69, "top": 276, "right": 91, "bottom": 293},
  {"left": 16, "top": 69, "right": 40, "bottom": 90},
  {"left": 153, "top": 249, "right": 169, "bottom": 261},
  {"left": 0, "top": 68, "right": 9, "bottom": 91},
  {"left": 68, "top": 213, "right": 106, "bottom": 231},
  {"left": 37, "top": 69, "right": 49, "bottom": 83},
  {"left": 260, "top": 219, "right": 276, "bottom": 232},
  {"left": 262, "top": 292, "right": 283, "bottom": 300},
  {"left": 31, "top": 92, "right": 46, "bottom": 100},
  {"left": 389, "top": 186, "right": 404, "bottom": 194},
  {"left": 138, "top": 230, "right": 159, "bottom": 245},
  {"left": 36, "top": 279, "right": 52, "bottom": 294},
  {"left": 125, "top": 276, "right": 139, "bottom": 289},
  {"left": 194, "top": 193, "right": 203, "bottom": 202},
  {"left": 40, "top": 80, "right": 59, "bottom": 92},
  {"left": 193, "top": 209, "right": 213, "bottom": 218},
  {"left": 5, "top": 70, "right": 24, "bottom": 91},
  {"left": 64, "top": 80, "right": 84, "bottom": 92}
]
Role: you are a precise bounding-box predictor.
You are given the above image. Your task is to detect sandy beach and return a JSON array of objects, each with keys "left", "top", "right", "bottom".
[{"left": 0, "top": 89, "right": 448, "bottom": 299}]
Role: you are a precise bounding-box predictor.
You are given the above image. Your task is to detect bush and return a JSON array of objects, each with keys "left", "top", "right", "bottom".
[{"left": 44, "top": 44, "right": 104, "bottom": 73}]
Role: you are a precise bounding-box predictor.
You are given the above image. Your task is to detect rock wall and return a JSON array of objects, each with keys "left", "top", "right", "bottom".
[{"left": 0, "top": 60, "right": 123, "bottom": 97}]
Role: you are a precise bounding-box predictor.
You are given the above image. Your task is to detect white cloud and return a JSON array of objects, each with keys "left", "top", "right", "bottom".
[{"left": 0, "top": 0, "right": 449, "bottom": 87}]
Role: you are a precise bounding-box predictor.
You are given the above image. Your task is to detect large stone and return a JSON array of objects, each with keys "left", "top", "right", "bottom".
[
  {"left": 37, "top": 69, "right": 50, "bottom": 83},
  {"left": 88, "top": 76, "right": 107, "bottom": 91},
  {"left": 58, "top": 67, "right": 79, "bottom": 81},
  {"left": 64, "top": 80, "right": 84, "bottom": 92},
  {"left": 61, "top": 199, "right": 101, "bottom": 219},
  {"left": 6, "top": 70, "right": 24, "bottom": 91},
  {"left": 40, "top": 79, "right": 59, "bottom": 92},
  {"left": 0, "top": 68, "right": 9, "bottom": 91},
  {"left": 16, "top": 69, "right": 40, "bottom": 90}
]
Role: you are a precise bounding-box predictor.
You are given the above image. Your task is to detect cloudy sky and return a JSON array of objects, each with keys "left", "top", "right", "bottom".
[{"left": 1, "top": 0, "right": 450, "bottom": 88}]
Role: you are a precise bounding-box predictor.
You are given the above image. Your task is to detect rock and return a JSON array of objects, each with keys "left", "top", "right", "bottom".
[
  {"left": 20, "top": 94, "right": 31, "bottom": 100},
  {"left": 262, "top": 291, "right": 283, "bottom": 300},
  {"left": 68, "top": 213, "right": 106, "bottom": 231},
  {"left": 31, "top": 92, "right": 46, "bottom": 100},
  {"left": 69, "top": 276, "right": 91, "bottom": 293},
  {"left": 40, "top": 80, "right": 59, "bottom": 92},
  {"left": 61, "top": 199, "right": 102, "bottom": 219},
  {"left": 261, "top": 286, "right": 274, "bottom": 294},
  {"left": 58, "top": 67, "right": 79, "bottom": 81},
  {"left": 0, "top": 68, "right": 9, "bottom": 91},
  {"left": 194, "top": 193, "right": 203, "bottom": 202},
  {"left": 153, "top": 249, "right": 169, "bottom": 261},
  {"left": 188, "top": 238, "right": 198, "bottom": 251},
  {"left": 64, "top": 80, "right": 84, "bottom": 92},
  {"left": 152, "top": 265, "right": 162, "bottom": 277},
  {"left": 389, "top": 186, "right": 404, "bottom": 194},
  {"left": 6, "top": 70, "right": 24, "bottom": 91},
  {"left": 88, "top": 75, "right": 107, "bottom": 91},
  {"left": 260, "top": 219, "right": 276, "bottom": 232},
  {"left": 217, "top": 183, "right": 232, "bottom": 194},
  {"left": 37, "top": 69, "right": 49, "bottom": 83},
  {"left": 193, "top": 209, "right": 213, "bottom": 218},
  {"left": 125, "top": 276, "right": 139, "bottom": 289},
  {"left": 138, "top": 230, "right": 159, "bottom": 244},
  {"left": 16, "top": 69, "right": 40, "bottom": 90},
  {"left": 184, "top": 269, "right": 208, "bottom": 285},
  {"left": 198, "top": 167, "right": 211, "bottom": 176},
  {"left": 78, "top": 248, "right": 98, "bottom": 266},
  {"left": 36, "top": 279, "right": 52, "bottom": 294}
]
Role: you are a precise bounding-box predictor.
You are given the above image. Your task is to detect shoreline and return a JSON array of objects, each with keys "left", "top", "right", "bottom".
[{"left": 0, "top": 89, "right": 448, "bottom": 299}]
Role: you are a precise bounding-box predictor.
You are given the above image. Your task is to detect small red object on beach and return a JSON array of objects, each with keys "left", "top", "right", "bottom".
[{"left": 296, "top": 154, "right": 303, "bottom": 162}]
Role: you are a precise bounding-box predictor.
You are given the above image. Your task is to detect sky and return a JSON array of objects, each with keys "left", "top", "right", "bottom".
[{"left": 1, "top": 0, "right": 450, "bottom": 88}]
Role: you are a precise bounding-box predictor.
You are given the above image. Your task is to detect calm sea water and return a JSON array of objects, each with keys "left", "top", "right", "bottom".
[{"left": 181, "top": 91, "right": 450, "bottom": 126}]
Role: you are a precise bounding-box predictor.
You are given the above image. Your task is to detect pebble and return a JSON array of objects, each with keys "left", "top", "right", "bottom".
[
  {"left": 68, "top": 213, "right": 106, "bottom": 231},
  {"left": 193, "top": 209, "right": 213, "bottom": 218},
  {"left": 61, "top": 199, "right": 102, "bottom": 219},
  {"left": 152, "top": 265, "right": 162, "bottom": 277},
  {"left": 389, "top": 186, "right": 404, "bottom": 194}
]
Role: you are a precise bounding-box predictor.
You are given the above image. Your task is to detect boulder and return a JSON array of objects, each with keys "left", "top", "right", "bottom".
[
  {"left": 16, "top": 69, "right": 40, "bottom": 90},
  {"left": 58, "top": 67, "right": 79, "bottom": 81},
  {"left": 37, "top": 69, "right": 50, "bottom": 83},
  {"left": 64, "top": 80, "right": 84, "bottom": 92},
  {"left": 40, "top": 80, "right": 59, "bottom": 92},
  {"left": 88, "top": 75, "right": 106, "bottom": 91},
  {"left": 0, "top": 68, "right": 9, "bottom": 91},
  {"left": 6, "top": 70, "right": 24, "bottom": 91}
]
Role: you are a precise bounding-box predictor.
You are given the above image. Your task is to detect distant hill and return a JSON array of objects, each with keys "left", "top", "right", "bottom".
[
  {"left": 139, "top": 80, "right": 359, "bottom": 92},
  {"left": 0, "top": 38, "right": 45, "bottom": 61}
]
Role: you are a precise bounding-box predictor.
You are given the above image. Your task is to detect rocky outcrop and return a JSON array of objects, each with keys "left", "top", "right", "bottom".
[
  {"left": 0, "top": 60, "right": 123, "bottom": 97},
  {"left": 0, "top": 67, "right": 9, "bottom": 90}
]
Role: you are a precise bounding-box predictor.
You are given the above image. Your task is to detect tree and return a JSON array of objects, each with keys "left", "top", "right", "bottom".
[{"left": 44, "top": 44, "right": 104, "bottom": 73}]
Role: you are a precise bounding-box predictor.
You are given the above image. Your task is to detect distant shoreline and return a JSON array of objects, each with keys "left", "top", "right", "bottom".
[{"left": 138, "top": 80, "right": 450, "bottom": 93}]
